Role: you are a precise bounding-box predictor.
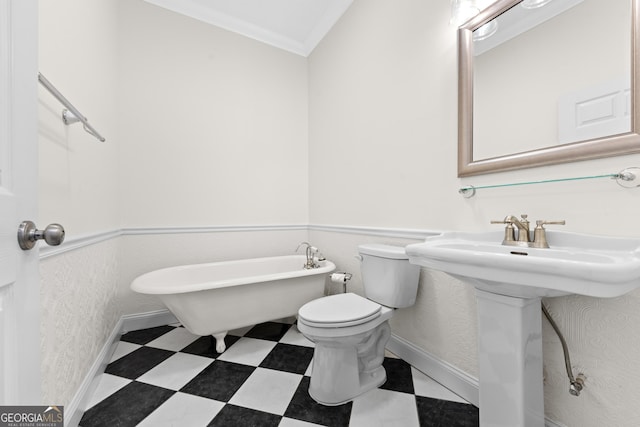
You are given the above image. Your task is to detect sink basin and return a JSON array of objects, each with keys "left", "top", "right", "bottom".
[
  {"left": 405, "top": 230, "right": 640, "bottom": 298},
  {"left": 406, "top": 229, "right": 640, "bottom": 426}
]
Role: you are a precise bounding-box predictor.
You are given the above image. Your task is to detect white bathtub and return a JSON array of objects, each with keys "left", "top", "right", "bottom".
[{"left": 131, "top": 255, "right": 335, "bottom": 352}]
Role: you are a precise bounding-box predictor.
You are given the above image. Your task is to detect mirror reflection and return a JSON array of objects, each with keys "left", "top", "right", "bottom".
[
  {"left": 474, "top": 0, "right": 630, "bottom": 159},
  {"left": 458, "top": 0, "right": 640, "bottom": 177}
]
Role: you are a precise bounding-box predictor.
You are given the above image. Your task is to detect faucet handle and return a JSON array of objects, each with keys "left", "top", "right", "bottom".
[
  {"left": 516, "top": 214, "right": 531, "bottom": 243},
  {"left": 296, "top": 241, "right": 319, "bottom": 253},
  {"left": 490, "top": 219, "right": 512, "bottom": 224},
  {"left": 532, "top": 220, "right": 566, "bottom": 248},
  {"left": 296, "top": 241, "right": 311, "bottom": 252},
  {"left": 536, "top": 220, "right": 566, "bottom": 226},
  {"left": 491, "top": 219, "right": 516, "bottom": 242}
]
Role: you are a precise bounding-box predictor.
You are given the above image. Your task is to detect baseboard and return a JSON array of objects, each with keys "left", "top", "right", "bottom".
[
  {"left": 387, "top": 334, "right": 568, "bottom": 427},
  {"left": 545, "top": 418, "right": 569, "bottom": 427},
  {"left": 65, "top": 317, "right": 123, "bottom": 427},
  {"left": 65, "top": 309, "right": 178, "bottom": 427},
  {"left": 387, "top": 334, "right": 480, "bottom": 406},
  {"left": 63, "top": 309, "right": 571, "bottom": 427},
  {"left": 121, "top": 309, "right": 178, "bottom": 334}
]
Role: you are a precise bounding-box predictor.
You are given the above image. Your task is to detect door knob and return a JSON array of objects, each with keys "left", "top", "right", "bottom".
[{"left": 17, "top": 221, "right": 65, "bottom": 250}]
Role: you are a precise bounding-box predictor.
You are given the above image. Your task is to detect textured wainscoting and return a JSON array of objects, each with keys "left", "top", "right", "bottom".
[
  {"left": 39, "top": 224, "right": 632, "bottom": 427},
  {"left": 40, "top": 237, "right": 121, "bottom": 410}
]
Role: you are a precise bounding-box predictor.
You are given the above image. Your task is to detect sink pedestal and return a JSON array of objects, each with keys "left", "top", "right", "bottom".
[
  {"left": 475, "top": 289, "right": 545, "bottom": 427},
  {"left": 406, "top": 230, "right": 640, "bottom": 426}
]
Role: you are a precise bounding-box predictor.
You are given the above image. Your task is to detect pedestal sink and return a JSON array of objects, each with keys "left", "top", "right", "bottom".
[{"left": 405, "top": 230, "right": 640, "bottom": 427}]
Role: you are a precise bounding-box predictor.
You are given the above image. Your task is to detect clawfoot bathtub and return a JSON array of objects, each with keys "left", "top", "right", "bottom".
[{"left": 131, "top": 255, "right": 335, "bottom": 352}]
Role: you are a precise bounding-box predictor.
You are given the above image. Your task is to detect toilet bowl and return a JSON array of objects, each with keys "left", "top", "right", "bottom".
[
  {"left": 297, "top": 293, "right": 393, "bottom": 405},
  {"left": 297, "top": 244, "right": 421, "bottom": 406}
]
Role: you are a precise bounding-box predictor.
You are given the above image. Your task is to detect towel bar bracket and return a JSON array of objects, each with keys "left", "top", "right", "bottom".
[
  {"left": 38, "top": 72, "right": 106, "bottom": 142},
  {"left": 62, "top": 109, "right": 80, "bottom": 125}
]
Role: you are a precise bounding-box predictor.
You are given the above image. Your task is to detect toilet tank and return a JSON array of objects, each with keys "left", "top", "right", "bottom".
[{"left": 358, "top": 244, "right": 421, "bottom": 308}]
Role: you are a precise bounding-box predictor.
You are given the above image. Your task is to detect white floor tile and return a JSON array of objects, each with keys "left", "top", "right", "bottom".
[
  {"left": 146, "top": 327, "right": 201, "bottom": 351},
  {"left": 385, "top": 349, "right": 399, "bottom": 358},
  {"left": 216, "top": 337, "right": 277, "bottom": 366},
  {"left": 229, "top": 367, "right": 302, "bottom": 416},
  {"left": 137, "top": 353, "right": 213, "bottom": 390},
  {"left": 279, "top": 324, "right": 314, "bottom": 348},
  {"left": 85, "top": 374, "right": 131, "bottom": 409},
  {"left": 137, "top": 392, "right": 225, "bottom": 427},
  {"left": 304, "top": 358, "right": 313, "bottom": 377},
  {"left": 109, "top": 341, "right": 141, "bottom": 363},
  {"left": 349, "top": 388, "right": 420, "bottom": 427},
  {"left": 279, "top": 417, "right": 325, "bottom": 427},
  {"left": 411, "top": 367, "right": 468, "bottom": 403}
]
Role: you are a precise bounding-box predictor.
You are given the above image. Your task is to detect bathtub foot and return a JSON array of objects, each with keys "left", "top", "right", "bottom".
[{"left": 212, "top": 332, "right": 227, "bottom": 353}]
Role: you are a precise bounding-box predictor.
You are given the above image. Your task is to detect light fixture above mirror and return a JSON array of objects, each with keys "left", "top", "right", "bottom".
[
  {"left": 473, "top": 20, "right": 498, "bottom": 41},
  {"left": 521, "top": 0, "right": 554, "bottom": 9},
  {"left": 451, "top": 0, "right": 503, "bottom": 25},
  {"left": 450, "top": 0, "right": 480, "bottom": 25}
]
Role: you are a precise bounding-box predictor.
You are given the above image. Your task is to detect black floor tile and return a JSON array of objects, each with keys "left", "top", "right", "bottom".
[
  {"left": 180, "top": 334, "right": 241, "bottom": 358},
  {"left": 380, "top": 357, "right": 415, "bottom": 394},
  {"left": 207, "top": 404, "right": 282, "bottom": 427},
  {"left": 180, "top": 360, "right": 256, "bottom": 402},
  {"left": 415, "top": 396, "right": 479, "bottom": 427},
  {"left": 120, "top": 325, "right": 176, "bottom": 345},
  {"left": 105, "top": 347, "right": 175, "bottom": 379},
  {"left": 244, "top": 322, "right": 290, "bottom": 341},
  {"left": 284, "top": 377, "right": 352, "bottom": 427},
  {"left": 259, "top": 343, "right": 314, "bottom": 375},
  {"left": 84, "top": 324, "right": 478, "bottom": 427},
  {"left": 80, "top": 381, "right": 175, "bottom": 427}
]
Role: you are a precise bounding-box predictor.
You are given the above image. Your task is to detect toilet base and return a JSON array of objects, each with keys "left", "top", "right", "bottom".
[
  {"left": 305, "top": 321, "right": 391, "bottom": 406},
  {"left": 309, "top": 365, "right": 387, "bottom": 406}
]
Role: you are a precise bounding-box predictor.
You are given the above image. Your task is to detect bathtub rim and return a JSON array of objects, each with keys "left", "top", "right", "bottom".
[{"left": 131, "top": 254, "right": 336, "bottom": 295}]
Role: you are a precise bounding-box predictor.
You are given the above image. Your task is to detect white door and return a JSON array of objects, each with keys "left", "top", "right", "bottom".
[{"left": 0, "top": 0, "right": 40, "bottom": 405}]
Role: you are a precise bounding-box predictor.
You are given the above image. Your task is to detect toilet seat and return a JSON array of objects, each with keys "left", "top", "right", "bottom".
[{"left": 298, "top": 293, "right": 381, "bottom": 328}]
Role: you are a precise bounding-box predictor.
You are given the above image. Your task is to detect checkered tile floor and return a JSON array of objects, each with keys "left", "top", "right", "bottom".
[{"left": 80, "top": 319, "right": 479, "bottom": 426}]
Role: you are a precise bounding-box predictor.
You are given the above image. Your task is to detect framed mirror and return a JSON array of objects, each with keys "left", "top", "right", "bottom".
[{"left": 458, "top": 0, "right": 640, "bottom": 177}]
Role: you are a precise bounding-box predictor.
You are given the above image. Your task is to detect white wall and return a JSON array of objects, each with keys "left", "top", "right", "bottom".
[
  {"left": 115, "top": 0, "right": 311, "bottom": 313},
  {"left": 38, "top": 0, "right": 120, "bottom": 234},
  {"left": 117, "top": 0, "right": 309, "bottom": 228},
  {"left": 37, "top": 0, "right": 640, "bottom": 425},
  {"left": 38, "top": 0, "right": 311, "bottom": 408},
  {"left": 308, "top": 0, "right": 640, "bottom": 426}
]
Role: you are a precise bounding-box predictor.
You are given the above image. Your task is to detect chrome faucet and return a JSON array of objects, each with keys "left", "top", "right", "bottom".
[
  {"left": 492, "top": 214, "right": 565, "bottom": 248},
  {"left": 296, "top": 242, "right": 324, "bottom": 269}
]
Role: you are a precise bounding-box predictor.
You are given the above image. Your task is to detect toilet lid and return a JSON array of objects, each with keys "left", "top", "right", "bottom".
[{"left": 298, "top": 293, "right": 381, "bottom": 328}]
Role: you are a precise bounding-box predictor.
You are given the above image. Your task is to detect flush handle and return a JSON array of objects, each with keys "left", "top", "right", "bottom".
[{"left": 17, "top": 220, "right": 65, "bottom": 250}]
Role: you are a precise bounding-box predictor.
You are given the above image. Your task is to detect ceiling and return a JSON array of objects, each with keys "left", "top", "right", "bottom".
[{"left": 144, "top": 0, "right": 354, "bottom": 57}]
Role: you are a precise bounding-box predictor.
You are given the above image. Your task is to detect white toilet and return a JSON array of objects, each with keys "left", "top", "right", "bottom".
[{"left": 297, "top": 243, "right": 421, "bottom": 406}]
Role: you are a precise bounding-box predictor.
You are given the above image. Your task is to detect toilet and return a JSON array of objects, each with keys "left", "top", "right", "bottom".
[{"left": 297, "top": 243, "right": 421, "bottom": 406}]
